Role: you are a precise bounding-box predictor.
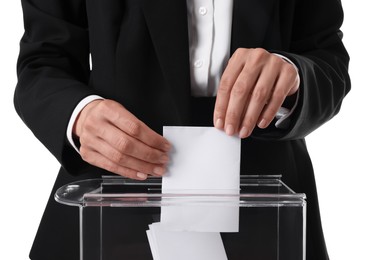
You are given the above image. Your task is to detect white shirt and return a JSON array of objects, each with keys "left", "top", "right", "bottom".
[
  {"left": 67, "top": 0, "right": 298, "bottom": 151},
  {"left": 186, "top": 0, "right": 233, "bottom": 96}
]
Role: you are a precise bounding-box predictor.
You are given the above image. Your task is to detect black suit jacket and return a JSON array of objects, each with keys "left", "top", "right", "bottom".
[{"left": 15, "top": 0, "right": 350, "bottom": 259}]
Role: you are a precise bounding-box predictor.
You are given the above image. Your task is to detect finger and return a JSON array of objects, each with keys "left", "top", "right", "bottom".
[
  {"left": 214, "top": 52, "right": 245, "bottom": 130},
  {"left": 83, "top": 137, "right": 167, "bottom": 176},
  {"left": 223, "top": 64, "right": 260, "bottom": 136},
  {"left": 79, "top": 147, "right": 149, "bottom": 180},
  {"left": 97, "top": 124, "right": 170, "bottom": 165},
  {"left": 238, "top": 67, "right": 278, "bottom": 138},
  {"left": 96, "top": 101, "right": 171, "bottom": 152},
  {"left": 257, "top": 65, "right": 298, "bottom": 129},
  {"left": 113, "top": 111, "right": 171, "bottom": 152}
]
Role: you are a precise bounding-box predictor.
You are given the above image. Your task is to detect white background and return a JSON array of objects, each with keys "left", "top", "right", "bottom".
[{"left": 0, "top": 1, "right": 370, "bottom": 259}]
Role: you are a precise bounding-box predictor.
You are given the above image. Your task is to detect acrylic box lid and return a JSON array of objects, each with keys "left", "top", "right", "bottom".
[{"left": 55, "top": 175, "right": 306, "bottom": 208}]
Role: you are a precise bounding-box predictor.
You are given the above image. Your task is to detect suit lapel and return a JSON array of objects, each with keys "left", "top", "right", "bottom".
[
  {"left": 142, "top": 0, "right": 191, "bottom": 121},
  {"left": 231, "top": 0, "right": 277, "bottom": 52}
]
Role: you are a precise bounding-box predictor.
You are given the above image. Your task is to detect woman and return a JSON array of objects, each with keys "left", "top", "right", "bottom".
[{"left": 15, "top": 0, "right": 350, "bottom": 259}]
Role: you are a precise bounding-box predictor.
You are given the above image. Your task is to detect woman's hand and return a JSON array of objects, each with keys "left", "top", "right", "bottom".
[
  {"left": 214, "top": 48, "right": 300, "bottom": 138},
  {"left": 73, "top": 99, "right": 171, "bottom": 180}
]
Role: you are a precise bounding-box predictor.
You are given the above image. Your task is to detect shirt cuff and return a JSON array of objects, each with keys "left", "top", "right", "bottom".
[
  {"left": 66, "top": 95, "right": 104, "bottom": 153},
  {"left": 274, "top": 90, "right": 299, "bottom": 129},
  {"left": 272, "top": 53, "right": 300, "bottom": 129}
]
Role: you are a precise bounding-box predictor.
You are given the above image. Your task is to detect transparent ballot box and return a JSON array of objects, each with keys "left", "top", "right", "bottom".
[{"left": 55, "top": 175, "right": 306, "bottom": 260}]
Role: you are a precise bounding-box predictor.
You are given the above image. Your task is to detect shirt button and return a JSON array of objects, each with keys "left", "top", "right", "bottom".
[
  {"left": 194, "top": 59, "right": 203, "bottom": 68},
  {"left": 199, "top": 6, "right": 207, "bottom": 16}
]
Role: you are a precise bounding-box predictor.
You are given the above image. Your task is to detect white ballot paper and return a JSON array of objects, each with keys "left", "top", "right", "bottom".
[
  {"left": 147, "top": 127, "right": 241, "bottom": 259},
  {"left": 162, "top": 126, "right": 241, "bottom": 193},
  {"left": 162, "top": 126, "right": 240, "bottom": 232},
  {"left": 147, "top": 223, "right": 228, "bottom": 260}
]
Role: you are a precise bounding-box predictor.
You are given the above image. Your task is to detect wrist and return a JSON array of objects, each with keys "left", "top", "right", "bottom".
[{"left": 73, "top": 99, "right": 103, "bottom": 138}]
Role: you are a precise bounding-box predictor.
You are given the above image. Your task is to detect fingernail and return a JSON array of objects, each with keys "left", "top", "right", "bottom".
[
  {"left": 215, "top": 118, "right": 224, "bottom": 129},
  {"left": 136, "top": 172, "right": 148, "bottom": 180},
  {"left": 153, "top": 167, "right": 166, "bottom": 176},
  {"left": 239, "top": 127, "right": 250, "bottom": 138},
  {"left": 258, "top": 119, "right": 267, "bottom": 129},
  {"left": 226, "top": 124, "right": 235, "bottom": 136}
]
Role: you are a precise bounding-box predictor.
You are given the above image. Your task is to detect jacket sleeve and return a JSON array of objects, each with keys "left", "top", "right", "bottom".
[
  {"left": 253, "top": 0, "right": 351, "bottom": 140},
  {"left": 15, "top": 0, "right": 95, "bottom": 174}
]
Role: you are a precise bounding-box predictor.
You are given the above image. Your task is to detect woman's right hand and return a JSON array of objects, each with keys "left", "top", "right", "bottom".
[{"left": 73, "top": 99, "right": 171, "bottom": 180}]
